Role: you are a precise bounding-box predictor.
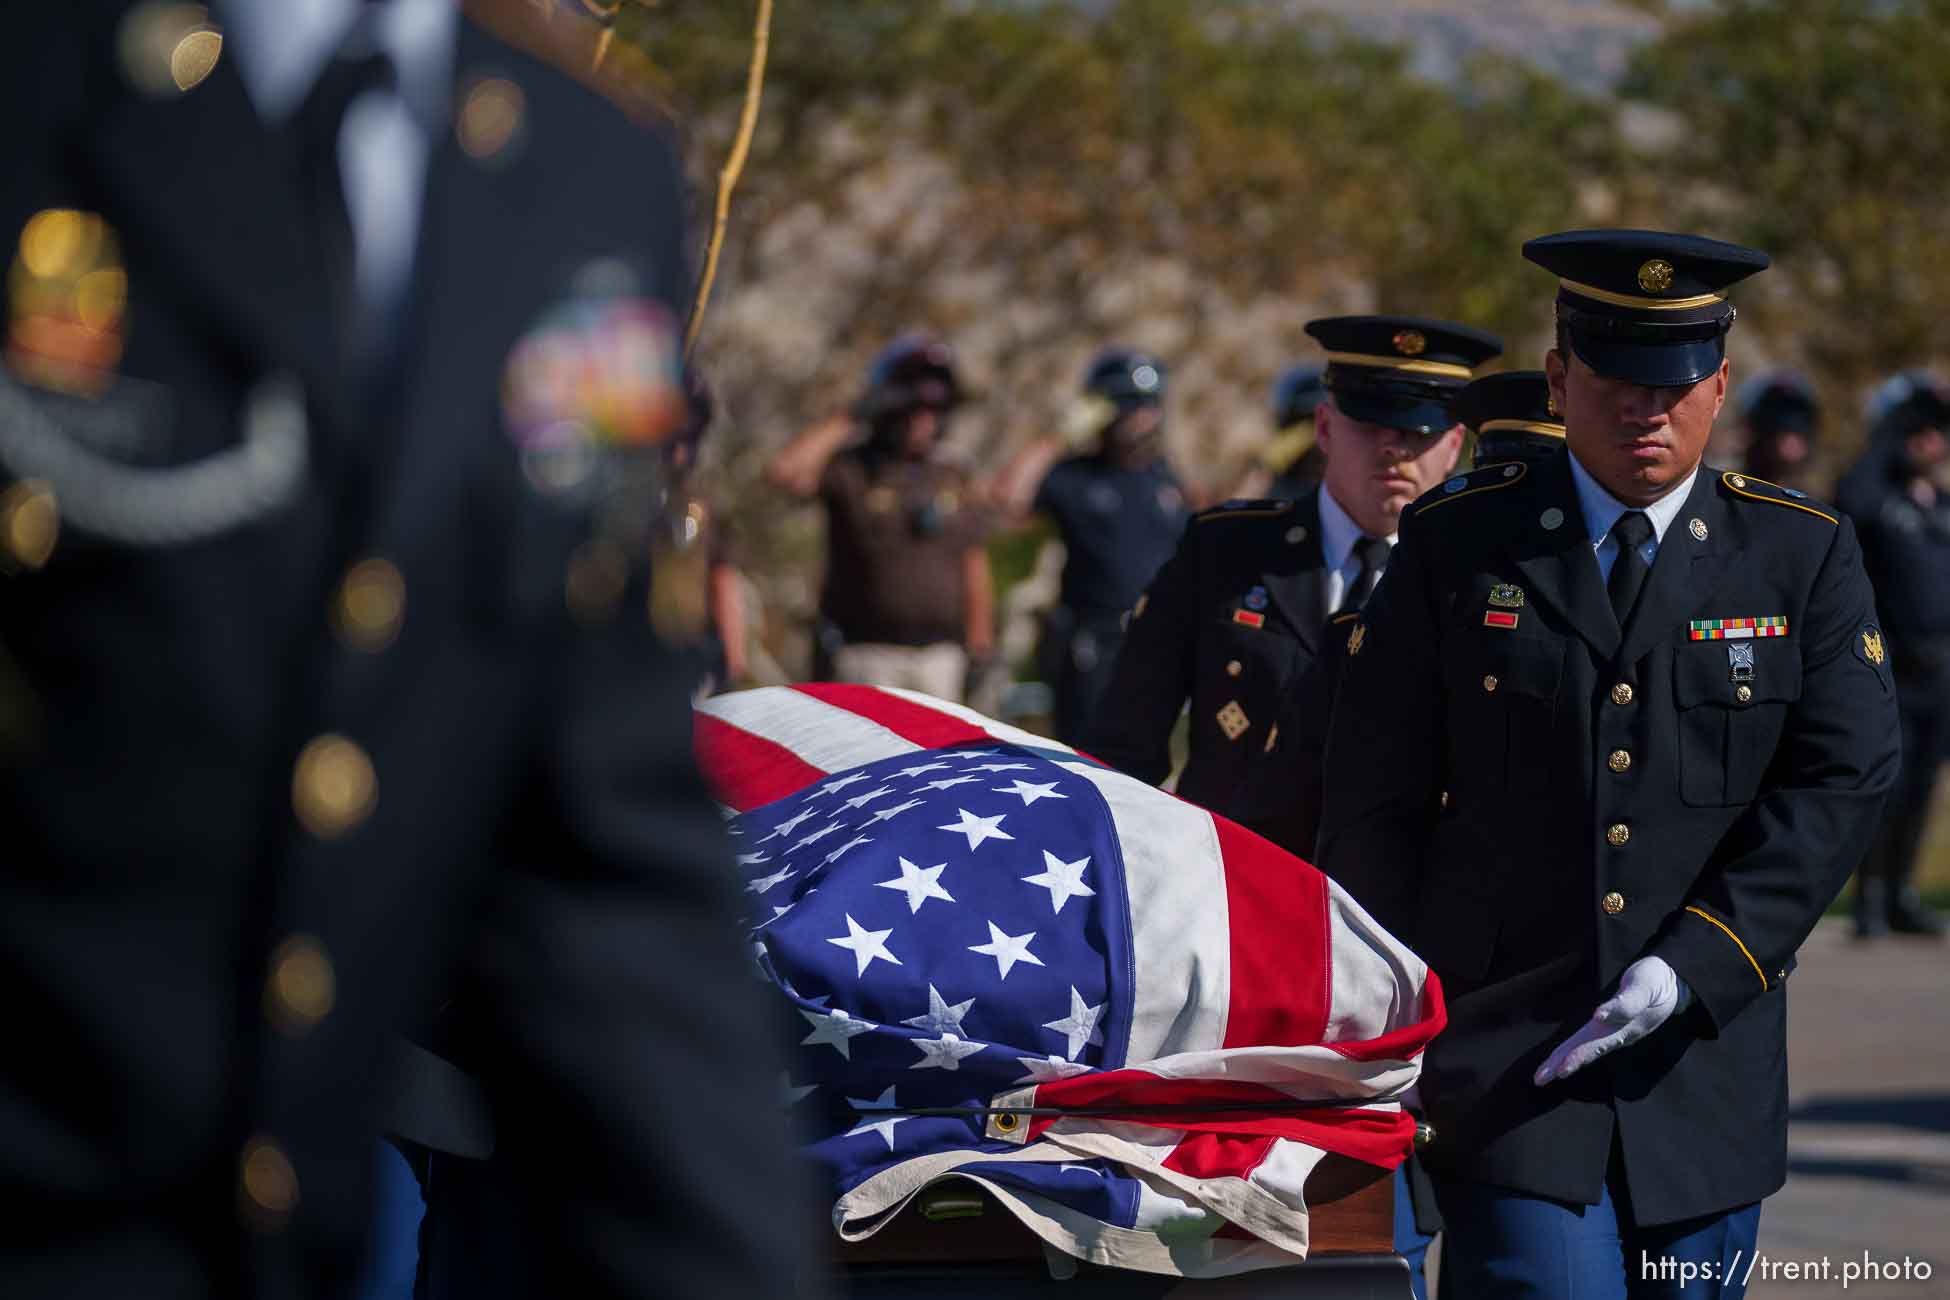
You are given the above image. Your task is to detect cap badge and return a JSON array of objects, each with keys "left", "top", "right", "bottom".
[
  {"left": 1689, "top": 517, "right": 1709, "bottom": 541},
  {"left": 1488, "top": 584, "right": 1525, "bottom": 609},
  {"left": 1392, "top": 329, "right": 1427, "bottom": 357},
  {"left": 1637, "top": 258, "right": 1675, "bottom": 293}
]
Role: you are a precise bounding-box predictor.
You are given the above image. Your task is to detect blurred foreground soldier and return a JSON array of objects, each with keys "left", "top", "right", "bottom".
[
  {"left": 767, "top": 334, "right": 993, "bottom": 702},
  {"left": 991, "top": 347, "right": 1191, "bottom": 743},
  {"left": 1084, "top": 317, "right": 1495, "bottom": 1300},
  {"left": 1234, "top": 362, "right": 1328, "bottom": 499},
  {"left": 1836, "top": 371, "right": 1950, "bottom": 938},
  {"left": 1454, "top": 369, "right": 1566, "bottom": 468},
  {"left": 1321, "top": 230, "right": 1898, "bottom": 1299},
  {"left": 0, "top": 4, "right": 811, "bottom": 1297},
  {"left": 1735, "top": 369, "right": 1821, "bottom": 491}
]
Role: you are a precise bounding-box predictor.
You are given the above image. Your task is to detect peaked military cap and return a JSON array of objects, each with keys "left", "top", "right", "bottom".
[
  {"left": 1305, "top": 315, "right": 1503, "bottom": 435},
  {"left": 1523, "top": 228, "right": 1769, "bottom": 388},
  {"left": 1452, "top": 369, "right": 1564, "bottom": 467}
]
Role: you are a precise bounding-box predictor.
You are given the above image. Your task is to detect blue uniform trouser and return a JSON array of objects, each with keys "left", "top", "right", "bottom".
[
  {"left": 1432, "top": 1173, "right": 1760, "bottom": 1299},
  {"left": 1394, "top": 1166, "right": 1435, "bottom": 1300}
]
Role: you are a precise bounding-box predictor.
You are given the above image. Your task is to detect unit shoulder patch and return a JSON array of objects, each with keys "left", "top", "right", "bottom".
[
  {"left": 1717, "top": 471, "right": 1838, "bottom": 525},
  {"left": 1414, "top": 460, "right": 1529, "bottom": 516}
]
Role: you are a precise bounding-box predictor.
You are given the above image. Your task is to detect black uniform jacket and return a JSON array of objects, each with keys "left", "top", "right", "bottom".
[
  {"left": 1318, "top": 451, "right": 1898, "bottom": 1225},
  {"left": 1, "top": 9, "right": 807, "bottom": 1298},
  {"left": 1085, "top": 490, "right": 1335, "bottom": 857}
]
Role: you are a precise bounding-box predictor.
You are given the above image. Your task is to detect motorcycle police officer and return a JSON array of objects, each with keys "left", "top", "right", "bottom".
[{"left": 991, "top": 347, "right": 1191, "bottom": 743}]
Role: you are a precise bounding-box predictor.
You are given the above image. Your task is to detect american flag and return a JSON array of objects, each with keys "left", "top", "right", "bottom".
[{"left": 695, "top": 684, "right": 1444, "bottom": 1277}]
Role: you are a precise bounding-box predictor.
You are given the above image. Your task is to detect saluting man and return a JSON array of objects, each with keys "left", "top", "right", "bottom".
[
  {"left": 1319, "top": 231, "right": 1900, "bottom": 1298},
  {"left": 1085, "top": 316, "right": 1500, "bottom": 859}
]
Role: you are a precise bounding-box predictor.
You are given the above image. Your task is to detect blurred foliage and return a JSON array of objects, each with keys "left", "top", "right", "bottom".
[
  {"left": 635, "top": 0, "right": 1614, "bottom": 356},
  {"left": 595, "top": 0, "right": 1948, "bottom": 672},
  {"left": 1619, "top": 0, "right": 1950, "bottom": 409}
]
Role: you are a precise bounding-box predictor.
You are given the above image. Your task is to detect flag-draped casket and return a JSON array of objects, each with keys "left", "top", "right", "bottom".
[{"left": 694, "top": 684, "right": 1443, "bottom": 1277}]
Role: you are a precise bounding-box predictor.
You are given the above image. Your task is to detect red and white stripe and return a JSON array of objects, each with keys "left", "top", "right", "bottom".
[{"left": 695, "top": 685, "right": 1444, "bottom": 1274}]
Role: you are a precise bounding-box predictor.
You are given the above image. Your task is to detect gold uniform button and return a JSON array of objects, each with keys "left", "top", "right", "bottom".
[
  {"left": 1729, "top": 473, "right": 1748, "bottom": 489},
  {"left": 1482, "top": 674, "right": 1499, "bottom": 693},
  {"left": 332, "top": 558, "right": 405, "bottom": 651},
  {"left": 1735, "top": 684, "right": 1753, "bottom": 704},
  {"left": 239, "top": 1137, "right": 299, "bottom": 1225},
  {"left": 1, "top": 479, "right": 59, "bottom": 572},
  {"left": 1602, "top": 890, "right": 1626, "bottom": 915},
  {"left": 292, "top": 735, "right": 376, "bottom": 839},
  {"left": 1610, "top": 682, "right": 1634, "bottom": 706},
  {"left": 1439, "top": 790, "right": 1451, "bottom": 810},
  {"left": 1608, "top": 749, "right": 1632, "bottom": 774},
  {"left": 1606, "top": 823, "right": 1631, "bottom": 847},
  {"left": 1225, "top": 659, "right": 1243, "bottom": 678},
  {"left": 265, "top": 935, "right": 335, "bottom": 1034}
]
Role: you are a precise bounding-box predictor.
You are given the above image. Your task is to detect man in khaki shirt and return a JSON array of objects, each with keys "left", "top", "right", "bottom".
[{"left": 768, "top": 335, "right": 993, "bottom": 702}]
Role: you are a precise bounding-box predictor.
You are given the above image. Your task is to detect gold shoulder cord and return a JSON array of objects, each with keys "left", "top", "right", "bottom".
[
  {"left": 1416, "top": 461, "right": 1528, "bottom": 516},
  {"left": 1718, "top": 472, "right": 1838, "bottom": 526}
]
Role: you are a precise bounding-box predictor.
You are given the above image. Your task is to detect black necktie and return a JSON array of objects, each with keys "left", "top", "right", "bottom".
[
  {"left": 1345, "top": 535, "right": 1391, "bottom": 612},
  {"left": 1607, "top": 511, "right": 1655, "bottom": 629},
  {"left": 295, "top": 42, "right": 396, "bottom": 371}
]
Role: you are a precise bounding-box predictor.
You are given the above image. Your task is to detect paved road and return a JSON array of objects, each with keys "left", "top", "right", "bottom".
[{"left": 1749, "top": 919, "right": 1950, "bottom": 1298}]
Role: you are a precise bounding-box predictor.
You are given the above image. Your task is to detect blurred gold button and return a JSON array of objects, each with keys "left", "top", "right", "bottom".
[
  {"left": 292, "top": 735, "right": 375, "bottom": 838},
  {"left": 1225, "top": 659, "right": 1242, "bottom": 678},
  {"left": 1602, "top": 890, "right": 1626, "bottom": 915},
  {"left": 1439, "top": 790, "right": 1450, "bottom": 810},
  {"left": 1414, "top": 1120, "right": 1436, "bottom": 1149},
  {"left": 457, "top": 77, "right": 525, "bottom": 161},
  {"left": 1482, "top": 674, "right": 1498, "bottom": 693},
  {"left": 239, "top": 1136, "right": 299, "bottom": 1225},
  {"left": 1729, "top": 474, "right": 1748, "bottom": 489},
  {"left": 1608, "top": 749, "right": 1632, "bottom": 773},
  {"left": 1735, "top": 684, "right": 1753, "bottom": 704},
  {"left": 1, "top": 480, "right": 59, "bottom": 572},
  {"left": 1610, "top": 682, "right": 1634, "bottom": 706},
  {"left": 332, "top": 558, "right": 405, "bottom": 651},
  {"left": 265, "top": 935, "right": 334, "bottom": 1034},
  {"left": 1606, "top": 823, "right": 1630, "bottom": 847}
]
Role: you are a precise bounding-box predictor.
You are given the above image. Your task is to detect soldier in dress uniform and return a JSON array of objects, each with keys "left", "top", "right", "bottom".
[
  {"left": 1836, "top": 370, "right": 1950, "bottom": 938},
  {"left": 0, "top": 4, "right": 812, "bottom": 1297},
  {"left": 1319, "top": 230, "right": 1900, "bottom": 1299},
  {"left": 990, "top": 347, "right": 1192, "bottom": 744},
  {"left": 1455, "top": 369, "right": 1567, "bottom": 469},
  {"left": 1083, "top": 317, "right": 1500, "bottom": 858}
]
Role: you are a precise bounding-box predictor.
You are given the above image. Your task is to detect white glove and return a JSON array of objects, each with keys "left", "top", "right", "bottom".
[{"left": 1534, "top": 956, "right": 1693, "bottom": 1086}]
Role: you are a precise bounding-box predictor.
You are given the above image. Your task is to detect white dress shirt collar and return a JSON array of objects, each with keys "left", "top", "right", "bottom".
[
  {"left": 1566, "top": 449, "right": 1700, "bottom": 547},
  {"left": 217, "top": 0, "right": 456, "bottom": 130},
  {"left": 1317, "top": 482, "right": 1396, "bottom": 575}
]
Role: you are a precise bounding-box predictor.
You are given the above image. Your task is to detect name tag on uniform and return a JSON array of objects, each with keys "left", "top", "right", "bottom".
[{"left": 1689, "top": 617, "right": 1788, "bottom": 641}]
